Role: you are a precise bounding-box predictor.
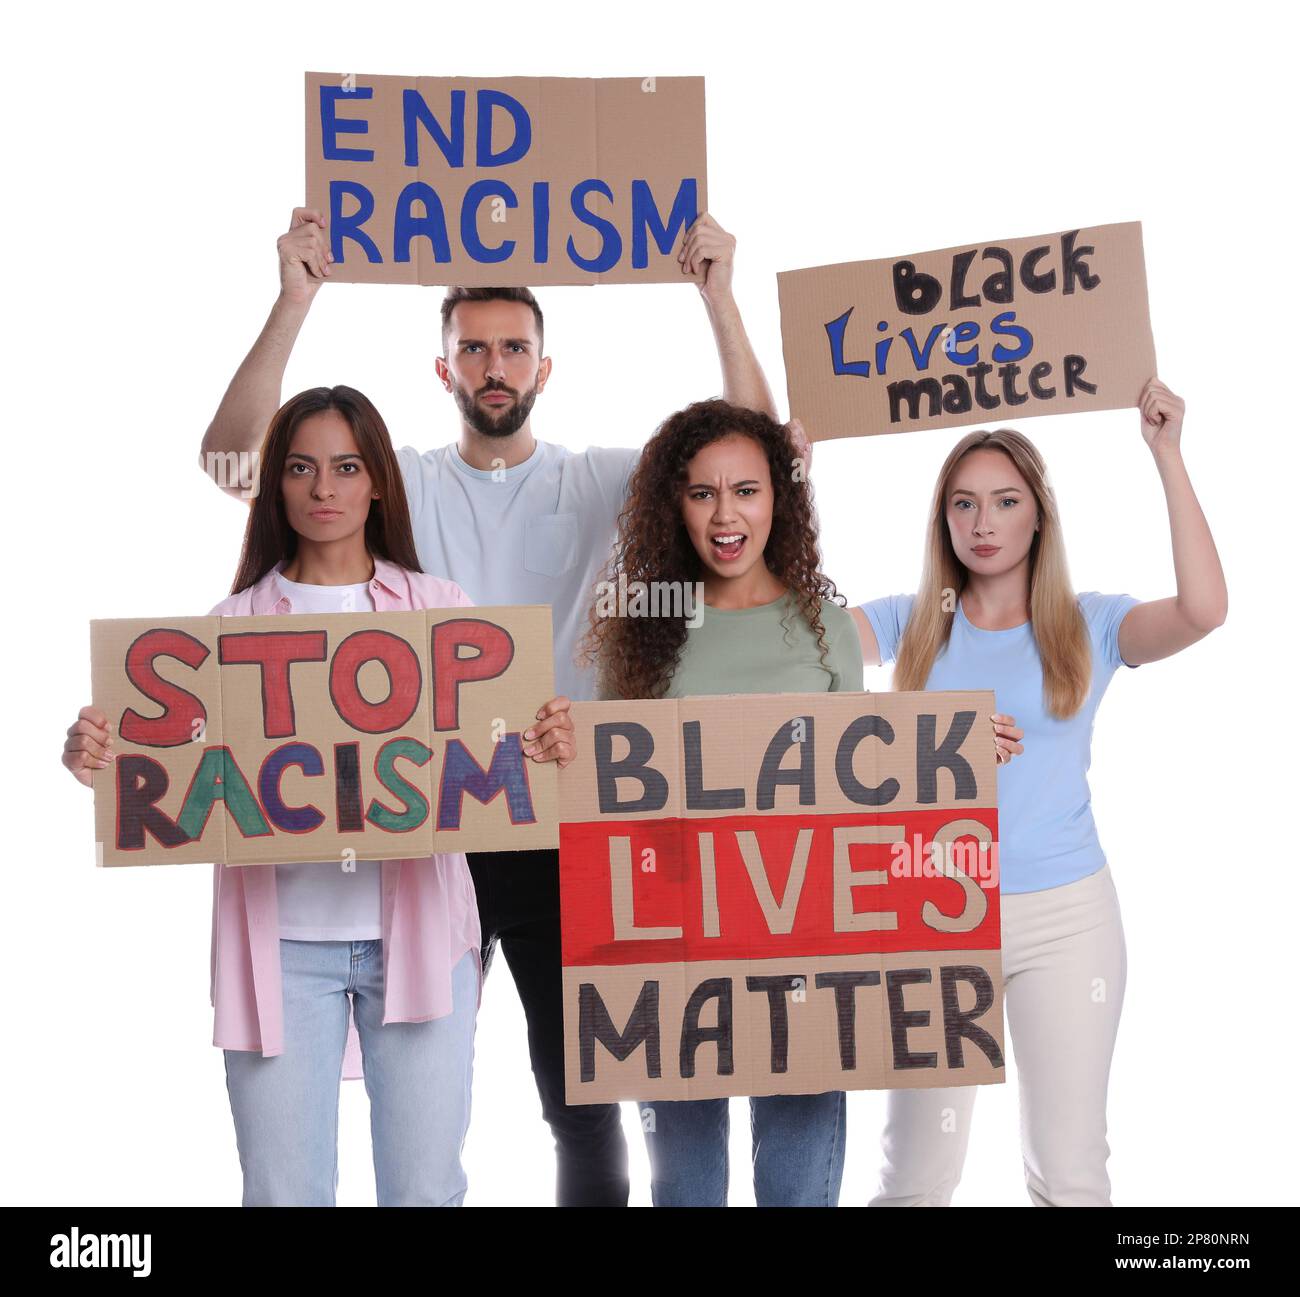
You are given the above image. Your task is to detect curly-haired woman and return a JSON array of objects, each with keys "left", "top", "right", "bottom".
[{"left": 583, "top": 398, "right": 863, "bottom": 1205}]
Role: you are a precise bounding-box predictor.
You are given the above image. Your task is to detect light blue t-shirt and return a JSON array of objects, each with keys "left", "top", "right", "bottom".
[
  {"left": 399, "top": 440, "right": 637, "bottom": 703},
  {"left": 862, "top": 591, "right": 1139, "bottom": 894}
]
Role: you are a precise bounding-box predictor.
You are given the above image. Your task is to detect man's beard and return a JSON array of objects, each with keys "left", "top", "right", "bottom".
[{"left": 452, "top": 379, "right": 539, "bottom": 438}]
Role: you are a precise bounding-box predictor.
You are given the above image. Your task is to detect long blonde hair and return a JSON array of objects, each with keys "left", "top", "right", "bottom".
[{"left": 893, "top": 428, "right": 1091, "bottom": 719}]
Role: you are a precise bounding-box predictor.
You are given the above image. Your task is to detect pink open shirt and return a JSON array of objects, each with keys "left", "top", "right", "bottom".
[{"left": 206, "top": 557, "right": 482, "bottom": 1080}]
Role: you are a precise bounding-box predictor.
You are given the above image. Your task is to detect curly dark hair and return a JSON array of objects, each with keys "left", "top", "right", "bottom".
[{"left": 583, "top": 399, "right": 844, "bottom": 700}]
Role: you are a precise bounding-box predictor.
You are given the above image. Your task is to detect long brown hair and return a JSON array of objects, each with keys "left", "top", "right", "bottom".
[
  {"left": 229, "top": 386, "right": 422, "bottom": 594},
  {"left": 893, "top": 427, "right": 1091, "bottom": 718},
  {"left": 584, "top": 399, "right": 844, "bottom": 700}
]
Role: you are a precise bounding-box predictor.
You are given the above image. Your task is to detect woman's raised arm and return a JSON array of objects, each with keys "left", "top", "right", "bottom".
[{"left": 1118, "top": 379, "right": 1228, "bottom": 667}]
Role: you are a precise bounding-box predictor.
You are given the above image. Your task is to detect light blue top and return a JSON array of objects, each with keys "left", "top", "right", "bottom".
[
  {"left": 399, "top": 439, "right": 638, "bottom": 703},
  {"left": 861, "top": 591, "right": 1139, "bottom": 894}
]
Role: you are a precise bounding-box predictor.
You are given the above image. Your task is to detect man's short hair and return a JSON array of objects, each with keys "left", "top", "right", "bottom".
[{"left": 440, "top": 286, "right": 544, "bottom": 354}]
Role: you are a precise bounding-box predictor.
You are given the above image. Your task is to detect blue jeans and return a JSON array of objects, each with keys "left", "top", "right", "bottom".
[
  {"left": 642, "top": 1092, "right": 846, "bottom": 1206},
  {"left": 223, "top": 940, "right": 477, "bottom": 1206}
]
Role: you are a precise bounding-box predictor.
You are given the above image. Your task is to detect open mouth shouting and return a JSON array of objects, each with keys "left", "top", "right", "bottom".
[{"left": 710, "top": 532, "right": 747, "bottom": 561}]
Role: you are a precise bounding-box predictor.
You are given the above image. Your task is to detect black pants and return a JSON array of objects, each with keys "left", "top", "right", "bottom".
[{"left": 467, "top": 848, "right": 629, "bottom": 1207}]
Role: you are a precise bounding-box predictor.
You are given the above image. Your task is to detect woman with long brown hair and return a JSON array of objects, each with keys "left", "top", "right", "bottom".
[
  {"left": 62, "top": 386, "right": 576, "bottom": 1205},
  {"left": 852, "top": 378, "right": 1226, "bottom": 1206},
  {"left": 585, "top": 398, "right": 863, "bottom": 1205}
]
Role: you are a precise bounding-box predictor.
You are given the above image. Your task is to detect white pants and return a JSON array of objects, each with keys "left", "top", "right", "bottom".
[{"left": 870, "top": 864, "right": 1127, "bottom": 1207}]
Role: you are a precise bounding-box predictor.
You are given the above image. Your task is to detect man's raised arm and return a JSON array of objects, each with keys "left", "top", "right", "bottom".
[
  {"left": 199, "top": 209, "right": 333, "bottom": 498},
  {"left": 680, "top": 213, "right": 778, "bottom": 420}
]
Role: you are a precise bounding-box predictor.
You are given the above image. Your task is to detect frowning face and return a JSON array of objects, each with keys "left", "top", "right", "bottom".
[
  {"left": 437, "top": 298, "right": 550, "bottom": 438},
  {"left": 280, "top": 409, "right": 376, "bottom": 544},
  {"left": 680, "top": 433, "right": 775, "bottom": 583}
]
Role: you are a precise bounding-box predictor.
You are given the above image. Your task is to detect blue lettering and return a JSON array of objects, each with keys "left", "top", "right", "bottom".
[
  {"left": 990, "top": 311, "right": 1033, "bottom": 364},
  {"left": 259, "top": 744, "right": 325, "bottom": 834},
  {"left": 825, "top": 308, "right": 872, "bottom": 378},
  {"left": 437, "top": 736, "right": 536, "bottom": 830},
  {"left": 328, "top": 182, "right": 382, "bottom": 263},
  {"left": 900, "top": 323, "right": 947, "bottom": 371},
  {"left": 532, "top": 181, "right": 550, "bottom": 264},
  {"left": 320, "top": 85, "right": 373, "bottom": 162},
  {"left": 630, "top": 178, "right": 697, "bottom": 269},
  {"left": 476, "top": 89, "right": 531, "bottom": 167},
  {"left": 461, "top": 181, "right": 517, "bottom": 263},
  {"left": 393, "top": 183, "right": 451, "bottom": 263},
  {"left": 567, "top": 180, "right": 622, "bottom": 273},
  {"left": 402, "top": 87, "right": 465, "bottom": 167},
  {"left": 947, "top": 319, "right": 981, "bottom": 366}
]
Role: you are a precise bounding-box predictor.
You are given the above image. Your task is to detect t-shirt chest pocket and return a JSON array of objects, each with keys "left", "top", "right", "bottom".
[{"left": 523, "top": 512, "right": 579, "bottom": 578}]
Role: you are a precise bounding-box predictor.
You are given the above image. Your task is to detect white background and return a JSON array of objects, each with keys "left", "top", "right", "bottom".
[{"left": 3, "top": 0, "right": 1294, "bottom": 1207}]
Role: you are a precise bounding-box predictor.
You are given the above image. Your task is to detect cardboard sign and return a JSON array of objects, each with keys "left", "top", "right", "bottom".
[
  {"left": 559, "top": 691, "right": 1004, "bottom": 1104},
  {"left": 778, "top": 221, "right": 1156, "bottom": 441},
  {"left": 304, "top": 73, "right": 708, "bottom": 286},
  {"left": 91, "top": 606, "right": 557, "bottom": 866}
]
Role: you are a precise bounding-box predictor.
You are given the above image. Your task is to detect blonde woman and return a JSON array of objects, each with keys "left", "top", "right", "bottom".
[{"left": 850, "top": 379, "right": 1226, "bottom": 1206}]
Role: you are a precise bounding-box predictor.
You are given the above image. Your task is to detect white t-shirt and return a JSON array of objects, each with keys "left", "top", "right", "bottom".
[
  {"left": 270, "top": 574, "right": 384, "bottom": 941},
  {"left": 397, "top": 439, "right": 638, "bottom": 702}
]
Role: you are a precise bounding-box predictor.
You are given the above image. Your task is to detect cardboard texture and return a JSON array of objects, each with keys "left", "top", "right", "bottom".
[
  {"left": 559, "top": 691, "right": 1004, "bottom": 1104},
  {"left": 777, "top": 222, "right": 1156, "bottom": 441},
  {"left": 305, "top": 73, "right": 708, "bottom": 286},
  {"left": 91, "top": 606, "right": 557, "bottom": 865}
]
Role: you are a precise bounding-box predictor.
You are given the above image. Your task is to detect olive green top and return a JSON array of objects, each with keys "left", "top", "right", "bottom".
[{"left": 660, "top": 593, "right": 864, "bottom": 698}]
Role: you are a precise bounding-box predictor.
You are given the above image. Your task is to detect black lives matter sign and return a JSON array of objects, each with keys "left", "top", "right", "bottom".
[{"left": 778, "top": 221, "right": 1156, "bottom": 441}]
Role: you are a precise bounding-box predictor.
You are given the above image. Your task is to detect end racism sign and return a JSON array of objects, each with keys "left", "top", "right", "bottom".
[
  {"left": 559, "top": 692, "right": 1005, "bottom": 1104},
  {"left": 305, "top": 73, "right": 707, "bottom": 286},
  {"left": 778, "top": 221, "right": 1156, "bottom": 441},
  {"left": 90, "top": 607, "right": 557, "bottom": 866}
]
